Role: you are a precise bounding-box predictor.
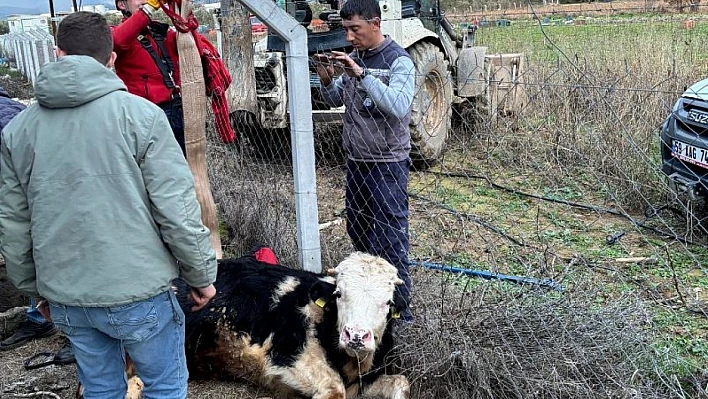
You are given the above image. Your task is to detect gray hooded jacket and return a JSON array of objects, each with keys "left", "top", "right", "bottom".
[{"left": 0, "top": 55, "right": 217, "bottom": 306}]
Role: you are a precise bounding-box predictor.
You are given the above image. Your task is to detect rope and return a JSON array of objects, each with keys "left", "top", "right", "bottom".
[
  {"left": 160, "top": 0, "right": 199, "bottom": 33},
  {"left": 12, "top": 392, "right": 61, "bottom": 399}
]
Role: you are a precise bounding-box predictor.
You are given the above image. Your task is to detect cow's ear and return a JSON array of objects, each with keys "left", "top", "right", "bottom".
[
  {"left": 392, "top": 288, "right": 408, "bottom": 314},
  {"left": 309, "top": 279, "right": 337, "bottom": 307}
]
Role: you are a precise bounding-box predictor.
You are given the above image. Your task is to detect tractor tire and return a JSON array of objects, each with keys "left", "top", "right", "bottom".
[{"left": 407, "top": 42, "right": 453, "bottom": 167}]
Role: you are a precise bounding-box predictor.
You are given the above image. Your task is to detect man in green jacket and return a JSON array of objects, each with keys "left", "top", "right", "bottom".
[{"left": 0, "top": 12, "right": 217, "bottom": 398}]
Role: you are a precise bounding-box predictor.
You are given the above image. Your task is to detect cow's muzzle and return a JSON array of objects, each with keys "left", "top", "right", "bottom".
[{"left": 340, "top": 326, "right": 373, "bottom": 352}]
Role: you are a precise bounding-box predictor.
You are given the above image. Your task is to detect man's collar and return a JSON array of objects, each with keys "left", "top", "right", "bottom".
[{"left": 359, "top": 36, "right": 391, "bottom": 58}]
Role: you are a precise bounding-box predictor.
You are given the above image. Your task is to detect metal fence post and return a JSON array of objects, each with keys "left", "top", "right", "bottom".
[
  {"left": 29, "top": 33, "right": 41, "bottom": 83},
  {"left": 0, "top": 31, "right": 56, "bottom": 85},
  {"left": 236, "top": 0, "right": 322, "bottom": 273},
  {"left": 20, "top": 35, "right": 34, "bottom": 83}
]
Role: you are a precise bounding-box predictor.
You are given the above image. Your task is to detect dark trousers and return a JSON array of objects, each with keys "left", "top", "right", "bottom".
[
  {"left": 346, "top": 159, "right": 411, "bottom": 304},
  {"left": 158, "top": 98, "right": 185, "bottom": 157}
]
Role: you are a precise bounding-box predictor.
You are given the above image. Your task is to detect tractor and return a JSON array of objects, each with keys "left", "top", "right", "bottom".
[{"left": 247, "top": 0, "right": 526, "bottom": 164}]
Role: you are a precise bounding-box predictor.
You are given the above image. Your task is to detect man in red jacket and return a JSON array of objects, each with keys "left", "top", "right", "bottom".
[{"left": 113, "top": 0, "right": 186, "bottom": 155}]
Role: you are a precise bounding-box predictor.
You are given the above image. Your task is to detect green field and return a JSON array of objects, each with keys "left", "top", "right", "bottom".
[{"left": 474, "top": 18, "right": 708, "bottom": 72}]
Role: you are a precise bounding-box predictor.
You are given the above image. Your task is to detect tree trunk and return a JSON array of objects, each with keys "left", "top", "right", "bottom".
[
  {"left": 220, "top": 0, "right": 257, "bottom": 117},
  {"left": 176, "top": 0, "right": 223, "bottom": 259}
]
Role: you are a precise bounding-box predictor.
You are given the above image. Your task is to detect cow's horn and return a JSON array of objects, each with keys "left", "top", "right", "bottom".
[
  {"left": 394, "top": 277, "right": 404, "bottom": 285},
  {"left": 325, "top": 268, "right": 337, "bottom": 276}
]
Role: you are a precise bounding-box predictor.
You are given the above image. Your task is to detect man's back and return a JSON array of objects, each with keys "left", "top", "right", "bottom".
[{"left": 0, "top": 55, "right": 215, "bottom": 306}]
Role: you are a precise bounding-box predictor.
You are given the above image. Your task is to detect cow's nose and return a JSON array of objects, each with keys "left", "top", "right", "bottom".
[{"left": 342, "top": 326, "right": 373, "bottom": 349}]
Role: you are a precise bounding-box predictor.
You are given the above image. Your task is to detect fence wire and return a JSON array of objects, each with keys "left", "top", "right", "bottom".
[
  {"left": 203, "top": 4, "right": 707, "bottom": 398},
  {"left": 2, "top": 2, "right": 703, "bottom": 398}
]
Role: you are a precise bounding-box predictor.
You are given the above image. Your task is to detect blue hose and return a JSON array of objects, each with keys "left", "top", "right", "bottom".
[{"left": 410, "top": 261, "right": 563, "bottom": 292}]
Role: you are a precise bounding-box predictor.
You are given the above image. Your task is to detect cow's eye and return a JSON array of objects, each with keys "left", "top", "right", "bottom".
[{"left": 333, "top": 290, "right": 342, "bottom": 298}]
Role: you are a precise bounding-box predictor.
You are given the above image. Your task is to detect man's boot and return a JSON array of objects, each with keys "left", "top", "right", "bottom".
[
  {"left": 0, "top": 319, "right": 58, "bottom": 351},
  {"left": 54, "top": 338, "right": 75, "bottom": 364}
]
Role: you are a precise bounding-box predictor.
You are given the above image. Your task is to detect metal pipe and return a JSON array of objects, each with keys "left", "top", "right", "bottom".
[
  {"left": 410, "top": 261, "right": 563, "bottom": 291},
  {"left": 48, "top": 0, "right": 57, "bottom": 38},
  {"left": 440, "top": 15, "right": 463, "bottom": 47},
  {"left": 236, "top": 0, "right": 321, "bottom": 273}
]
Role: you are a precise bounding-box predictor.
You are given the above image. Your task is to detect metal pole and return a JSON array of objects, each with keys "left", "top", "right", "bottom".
[
  {"left": 71, "top": 0, "right": 79, "bottom": 12},
  {"left": 236, "top": 0, "right": 321, "bottom": 273},
  {"left": 48, "top": 0, "right": 57, "bottom": 38}
]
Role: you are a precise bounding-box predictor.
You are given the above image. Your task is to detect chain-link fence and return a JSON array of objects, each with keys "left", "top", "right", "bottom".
[
  {"left": 0, "top": 30, "right": 56, "bottom": 84},
  {"left": 201, "top": 1, "right": 707, "bottom": 397}
]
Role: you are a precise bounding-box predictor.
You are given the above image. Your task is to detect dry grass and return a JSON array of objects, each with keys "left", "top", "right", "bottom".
[{"left": 446, "top": 0, "right": 708, "bottom": 21}]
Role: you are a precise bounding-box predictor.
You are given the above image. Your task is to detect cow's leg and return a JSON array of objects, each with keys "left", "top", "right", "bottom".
[
  {"left": 267, "top": 341, "right": 346, "bottom": 399},
  {"left": 124, "top": 355, "right": 144, "bottom": 399},
  {"left": 270, "top": 366, "right": 346, "bottom": 399},
  {"left": 362, "top": 374, "right": 410, "bottom": 399},
  {"left": 125, "top": 376, "right": 144, "bottom": 399}
]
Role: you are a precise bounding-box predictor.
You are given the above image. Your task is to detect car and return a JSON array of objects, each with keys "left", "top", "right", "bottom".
[
  {"left": 660, "top": 78, "right": 708, "bottom": 200},
  {"left": 250, "top": 15, "right": 266, "bottom": 34}
]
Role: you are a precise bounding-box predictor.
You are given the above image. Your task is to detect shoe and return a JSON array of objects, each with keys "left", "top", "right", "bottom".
[
  {"left": 0, "top": 320, "right": 58, "bottom": 351},
  {"left": 54, "top": 339, "right": 75, "bottom": 364}
]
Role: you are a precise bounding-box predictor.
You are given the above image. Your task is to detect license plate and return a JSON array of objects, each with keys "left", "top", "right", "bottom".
[{"left": 672, "top": 139, "right": 708, "bottom": 169}]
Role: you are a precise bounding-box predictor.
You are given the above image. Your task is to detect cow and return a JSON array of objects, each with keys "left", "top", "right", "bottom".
[
  {"left": 79, "top": 252, "right": 410, "bottom": 399},
  {"left": 175, "top": 251, "right": 410, "bottom": 399}
]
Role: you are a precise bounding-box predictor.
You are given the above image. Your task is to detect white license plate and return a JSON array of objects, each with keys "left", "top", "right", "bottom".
[{"left": 672, "top": 139, "right": 708, "bottom": 169}]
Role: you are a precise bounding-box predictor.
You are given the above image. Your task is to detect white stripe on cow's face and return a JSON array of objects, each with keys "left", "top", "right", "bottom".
[
  {"left": 270, "top": 276, "right": 300, "bottom": 311},
  {"left": 334, "top": 252, "right": 401, "bottom": 356}
]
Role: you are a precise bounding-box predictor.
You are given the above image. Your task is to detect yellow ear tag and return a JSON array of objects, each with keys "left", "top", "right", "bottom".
[
  {"left": 315, "top": 298, "right": 327, "bottom": 308},
  {"left": 392, "top": 311, "right": 401, "bottom": 319}
]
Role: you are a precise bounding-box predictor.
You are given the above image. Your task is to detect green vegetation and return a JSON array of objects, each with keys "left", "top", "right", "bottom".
[
  {"left": 475, "top": 19, "right": 708, "bottom": 68},
  {"left": 0, "top": 65, "right": 25, "bottom": 80}
]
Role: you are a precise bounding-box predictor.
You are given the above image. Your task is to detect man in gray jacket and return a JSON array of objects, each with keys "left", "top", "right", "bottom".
[{"left": 0, "top": 12, "right": 217, "bottom": 398}]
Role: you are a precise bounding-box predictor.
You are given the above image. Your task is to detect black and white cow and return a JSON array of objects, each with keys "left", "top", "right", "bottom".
[{"left": 176, "top": 251, "right": 410, "bottom": 399}]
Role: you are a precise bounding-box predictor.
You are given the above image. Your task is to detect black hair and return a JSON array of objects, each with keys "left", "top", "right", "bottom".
[
  {"left": 339, "top": 0, "right": 381, "bottom": 21},
  {"left": 56, "top": 12, "right": 113, "bottom": 65},
  {"left": 115, "top": 0, "right": 131, "bottom": 18}
]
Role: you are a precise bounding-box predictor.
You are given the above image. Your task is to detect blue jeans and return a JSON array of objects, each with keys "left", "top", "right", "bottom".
[
  {"left": 49, "top": 291, "right": 187, "bottom": 399},
  {"left": 158, "top": 98, "right": 185, "bottom": 157},
  {"left": 345, "top": 160, "right": 412, "bottom": 307}
]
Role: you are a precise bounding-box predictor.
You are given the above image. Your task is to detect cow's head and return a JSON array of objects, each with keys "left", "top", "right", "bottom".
[{"left": 328, "top": 252, "right": 404, "bottom": 357}]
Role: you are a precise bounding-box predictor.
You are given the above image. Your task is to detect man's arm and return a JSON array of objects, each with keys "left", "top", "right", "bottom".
[
  {"left": 320, "top": 76, "right": 345, "bottom": 107},
  {"left": 0, "top": 131, "right": 38, "bottom": 297},
  {"left": 138, "top": 110, "right": 217, "bottom": 289},
  {"left": 111, "top": 11, "right": 151, "bottom": 51},
  {"left": 359, "top": 57, "right": 416, "bottom": 120}
]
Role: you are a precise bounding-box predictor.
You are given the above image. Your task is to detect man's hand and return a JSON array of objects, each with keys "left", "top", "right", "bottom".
[
  {"left": 313, "top": 54, "right": 335, "bottom": 87},
  {"left": 330, "top": 51, "right": 364, "bottom": 79},
  {"left": 188, "top": 284, "right": 216, "bottom": 311},
  {"left": 35, "top": 299, "right": 52, "bottom": 322}
]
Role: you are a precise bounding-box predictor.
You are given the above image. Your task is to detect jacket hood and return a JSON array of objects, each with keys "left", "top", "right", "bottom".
[
  {"left": 35, "top": 55, "right": 126, "bottom": 109},
  {"left": 683, "top": 78, "right": 708, "bottom": 102}
]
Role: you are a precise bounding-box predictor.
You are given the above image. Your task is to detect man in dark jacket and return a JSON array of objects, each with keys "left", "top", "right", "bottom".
[
  {"left": 0, "top": 87, "right": 25, "bottom": 131},
  {"left": 0, "top": 87, "right": 62, "bottom": 352},
  {"left": 316, "top": 0, "right": 416, "bottom": 322}
]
